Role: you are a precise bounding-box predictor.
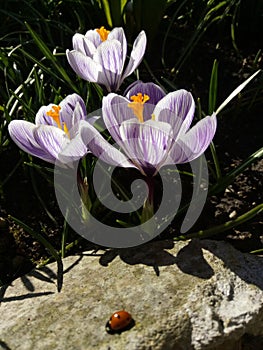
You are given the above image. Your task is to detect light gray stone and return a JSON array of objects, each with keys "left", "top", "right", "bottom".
[{"left": 0, "top": 239, "right": 263, "bottom": 350}]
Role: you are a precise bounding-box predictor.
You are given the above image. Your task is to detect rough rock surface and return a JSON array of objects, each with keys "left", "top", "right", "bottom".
[{"left": 0, "top": 239, "right": 263, "bottom": 350}]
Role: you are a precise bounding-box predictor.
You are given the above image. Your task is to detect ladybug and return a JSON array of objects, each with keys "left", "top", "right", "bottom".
[{"left": 106, "top": 310, "right": 134, "bottom": 334}]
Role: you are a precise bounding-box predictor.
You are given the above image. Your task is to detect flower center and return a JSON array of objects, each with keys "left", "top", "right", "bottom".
[
  {"left": 96, "top": 26, "right": 110, "bottom": 41},
  {"left": 128, "top": 93, "right": 150, "bottom": 123},
  {"left": 46, "top": 105, "right": 69, "bottom": 137}
]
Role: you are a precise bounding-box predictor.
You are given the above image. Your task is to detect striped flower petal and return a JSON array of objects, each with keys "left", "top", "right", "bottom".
[
  {"left": 36, "top": 94, "right": 87, "bottom": 135},
  {"left": 9, "top": 94, "right": 89, "bottom": 164},
  {"left": 34, "top": 125, "right": 69, "bottom": 160},
  {"left": 66, "top": 50, "right": 100, "bottom": 82},
  {"left": 119, "top": 119, "right": 173, "bottom": 176},
  {"left": 67, "top": 27, "right": 147, "bottom": 91},
  {"left": 108, "top": 27, "right": 127, "bottom": 66},
  {"left": 93, "top": 40, "right": 124, "bottom": 92},
  {"left": 72, "top": 34, "right": 95, "bottom": 56},
  {"left": 122, "top": 31, "right": 147, "bottom": 81},
  {"left": 102, "top": 94, "right": 135, "bottom": 143},
  {"left": 79, "top": 120, "right": 134, "bottom": 168},
  {"left": 154, "top": 89, "right": 195, "bottom": 140},
  {"left": 164, "top": 114, "right": 217, "bottom": 164},
  {"left": 8, "top": 121, "right": 59, "bottom": 163}
]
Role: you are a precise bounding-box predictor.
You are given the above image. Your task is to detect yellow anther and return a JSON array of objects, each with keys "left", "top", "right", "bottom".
[
  {"left": 47, "top": 105, "right": 62, "bottom": 129},
  {"left": 46, "top": 105, "right": 70, "bottom": 138},
  {"left": 63, "top": 122, "right": 69, "bottom": 137},
  {"left": 128, "top": 93, "right": 150, "bottom": 123},
  {"left": 96, "top": 26, "right": 110, "bottom": 41}
]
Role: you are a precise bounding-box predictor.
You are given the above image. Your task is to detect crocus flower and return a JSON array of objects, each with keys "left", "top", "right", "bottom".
[
  {"left": 78, "top": 82, "right": 217, "bottom": 176},
  {"left": 8, "top": 94, "right": 88, "bottom": 164},
  {"left": 66, "top": 26, "right": 147, "bottom": 92}
]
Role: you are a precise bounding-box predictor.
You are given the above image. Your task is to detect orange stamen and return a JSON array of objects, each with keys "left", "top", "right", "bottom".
[
  {"left": 128, "top": 93, "right": 150, "bottom": 123},
  {"left": 46, "top": 105, "right": 62, "bottom": 128},
  {"left": 46, "top": 105, "right": 70, "bottom": 138},
  {"left": 63, "top": 122, "right": 69, "bottom": 137},
  {"left": 96, "top": 26, "right": 110, "bottom": 41}
]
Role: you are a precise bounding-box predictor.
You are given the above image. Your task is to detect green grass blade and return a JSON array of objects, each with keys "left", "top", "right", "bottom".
[
  {"left": 208, "top": 59, "right": 218, "bottom": 114},
  {"left": 174, "top": 203, "right": 263, "bottom": 241},
  {"left": 210, "top": 146, "right": 263, "bottom": 194},
  {"left": 216, "top": 69, "right": 261, "bottom": 115},
  {"left": 24, "top": 22, "right": 78, "bottom": 92}
]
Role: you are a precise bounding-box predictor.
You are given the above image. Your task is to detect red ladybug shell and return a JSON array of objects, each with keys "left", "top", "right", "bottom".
[{"left": 107, "top": 310, "right": 132, "bottom": 332}]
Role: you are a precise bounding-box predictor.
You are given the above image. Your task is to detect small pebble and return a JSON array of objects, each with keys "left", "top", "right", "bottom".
[{"left": 229, "top": 210, "right": 237, "bottom": 219}]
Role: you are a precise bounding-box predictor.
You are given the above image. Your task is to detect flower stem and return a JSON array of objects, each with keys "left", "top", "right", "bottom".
[{"left": 140, "top": 177, "right": 156, "bottom": 235}]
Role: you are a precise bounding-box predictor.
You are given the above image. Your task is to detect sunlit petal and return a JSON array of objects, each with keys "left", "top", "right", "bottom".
[
  {"left": 34, "top": 125, "right": 69, "bottom": 160},
  {"left": 154, "top": 89, "right": 195, "bottom": 140},
  {"left": 79, "top": 120, "right": 134, "bottom": 168},
  {"left": 84, "top": 29, "right": 102, "bottom": 48},
  {"left": 8, "top": 120, "right": 55, "bottom": 162},
  {"left": 66, "top": 50, "right": 100, "bottom": 82},
  {"left": 122, "top": 31, "right": 147, "bottom": 81},
  {"left": 67, "top": 27, "right": 147, "bottom": 91},
  {"left": 108, "top": 27, "right": 127, "bottom": 65},
  {"left": 119, "top": 119, "right": 173, "bottom": 175},
  {"left": 93, "top": 40, "right": 123, "bottom": 91},
  {"left": 165, "top": 114, "right": 217, "bottom": 164},
  {"left": 59, "top": 94, "right": 87, "bottom": 136},
  {"left": 72, "top": 34, "right": 95, "bottom": 56},
  {"left": 102, "top": 94, "right": 135, "bottom": 142}
]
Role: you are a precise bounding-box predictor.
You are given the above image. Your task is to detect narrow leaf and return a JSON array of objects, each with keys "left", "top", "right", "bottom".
[
  {"left": 216, "top": 69, "right": 261, "bottom": 115},
  {"left": 208, "top": 59, "right": 218, "bottom": 114}
]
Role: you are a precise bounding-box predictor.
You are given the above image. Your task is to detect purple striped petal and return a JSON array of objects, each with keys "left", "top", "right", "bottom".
[
  {"left": 8, "top": 121, "right": 57, "bottom": 163},
  {"left": 121, "top": 31, "right": 147, "bottom": 82},
  {"left": 164, "top": 114, "right": 217, "bottom": 164},
  {"left": 125, "top": 81, "right": 166, "bottom": 118},
  {"left": 72, "top": 34, "right": 96, "bottom": 56},
  {"left": 35, "top": 104, "right": 59, "bottom": 127},
  {"left": 59, "top": 94, "right": 87, "bottom": 135},
  {"left": 79, "top": 120, "right": 133, "bottom": 168},
  {"left": 57, "top": 133, "right": 88, "bottom": 163},
  {"left": 34, "top": 125, "right": 69, "bottom": 160},
  {"left": 102, "top": 94, "right": 135, "bottom": 142},
  {"left": 84, "top": 29, "right": 102, "bottom": 48},
  {"left": 66, "top": 50, "right": 100, "bottom": 82},
  {"left": 35, "top": 94, "right": 87, "bottom": 138},
  {"left": 125, "top": 81, "right": 166, "bottom": 105},
  {"left": 108, "top": 27, "right": 127, "bottom": 64},
  {"left": 93, "top": 40, "right": 124, "bottom": 91},
  {"left": 154, "top": 90, "right": 195, "bottom": 140},
  {"left": 119, "top": 119, "right": 173, "bottom": 175}
]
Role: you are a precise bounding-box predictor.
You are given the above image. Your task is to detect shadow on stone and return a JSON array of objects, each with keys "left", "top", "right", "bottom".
[
  {"left": 38, "top": 265, "right": 58, "bottom": 279},
  {"left": 175, "top": 239, "right": 214, "bottom": 279},
  {"left": 63, "top": 254, "right": 84, "bottom": 274},
  {"left": 0, "top": 291, "right": 54, "bottom": 303},
  {"left": 201, "top": 240, "right": 263, "bottom": 290},
  {"left": 27, "top": 270, "right": 56, "bottom": 284},
  {"left": 0, "top": 339, "right": 12, "bottom": 350},
  {"left": 20, "top": 275, "right": 35, "bottom": 292},
  {"left": 99, "top": 240, "right": 177, "bottom": 276},
  {"left": 99, "top": 239, "right": 214, "bottom": 279}
]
